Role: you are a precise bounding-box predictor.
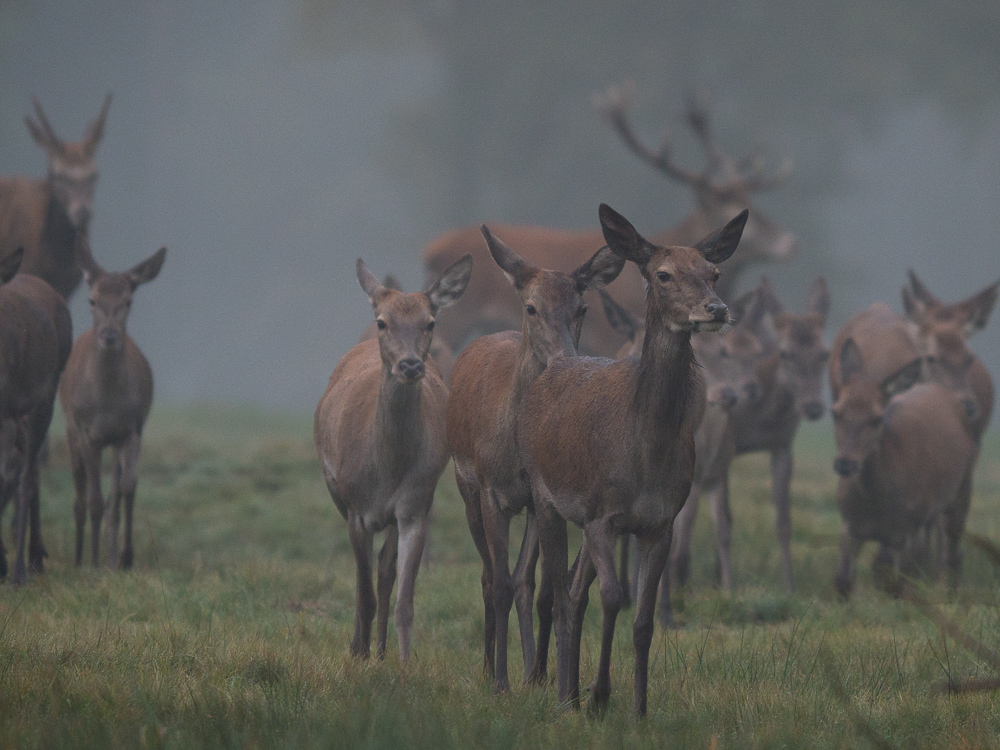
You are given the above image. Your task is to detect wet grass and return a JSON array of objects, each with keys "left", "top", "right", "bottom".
[{"left": 2, "top": 408, "right": 1000, "bottom": 748}]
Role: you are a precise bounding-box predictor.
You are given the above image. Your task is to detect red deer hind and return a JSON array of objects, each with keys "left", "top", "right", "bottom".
[
  {"left": 60, "top": 238, "right": 165, "bottom": 570},
  {"left": 0, "top": 248, "right": 73, "bottom": 585},
  {"left": 0, "top": 95, "right": 112, "bottom": 299},
  {"left": 314, "top": 254, "right": 472, "bottom": 661},
  {"left": 519, "top": 204, "right": 746, "bottom": 715},
  {"left": 447, "top": 226, "right": 624, "bottom": 692},
  {"left": 423, "top": 83, "right": 795, "bottom": 358}
]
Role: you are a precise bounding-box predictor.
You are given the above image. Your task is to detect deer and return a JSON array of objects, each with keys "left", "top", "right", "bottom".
[
  {"left": 59, "top": 238, "right": 165, "bottom": 570},
  {"left": 518, "top": 203, "right": 747, "bottom": 716},
  {"left": 314, "top": 254, "right": 472, "bottom": 661},
  {"left": 900, "top": 271, "right": 997, "bottom": 586},
  {"left": 447, "top": 226, "right": 624, "bottom": 693},
  {"left": 423, "top": 83, "right": 796, "bottom": 359},
  {"left": 0, "top": 248, "right": 73, "bottom": 585},
  {"left": 0, "top": 95, "right": 112, "bottom": 299},
  {"left": 830, "top": 332, "right": 974, "bottom": 597}
]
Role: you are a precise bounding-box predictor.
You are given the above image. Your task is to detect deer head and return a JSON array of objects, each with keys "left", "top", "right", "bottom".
[
  {"left": 358, "top": 254, "right": 472, "bottom": 383},
  {"left": 598, "top": 203, "right": 746, "bottom": 334},
  {"left": 481, "top": 225, "right": 624, "bottom": 365},
  {"left": 595, "top": 82, "right": 796, "bottom": 266},
  {"left": 830, "top": 338, "right": 922, "bottom": 478},
  {"left": 25, "top": 94, "right": 112, "bottom": 232},
  {"left": 78, "top": 236, "right": 165, "bottom": 352}
]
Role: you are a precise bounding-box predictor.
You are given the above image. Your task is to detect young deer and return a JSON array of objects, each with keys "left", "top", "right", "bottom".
[
  {"left": 0, "top": 95, "right": 112, "bottom": 299},
  {"left": 423, "top": 84, "right": 794, "bottom": 358},
  {"left": 901, "top": 271, "right": 997, "bottom": 586},
  {"left": 519, "top": 204, "right": 746, "bottom": 715},
  {"left": 60, "top": 239, "right": 165, "bottom": 570},
  {"left": 447, "top": 227, "right": 624, "bottom": 693},
  {"left": 314, "top": 255, "right": 472, "bottom": 661}
]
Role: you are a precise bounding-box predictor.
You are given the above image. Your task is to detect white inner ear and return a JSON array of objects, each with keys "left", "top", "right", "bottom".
[{"left": 501, "top": 269, "right": 518, "bottom": 286}]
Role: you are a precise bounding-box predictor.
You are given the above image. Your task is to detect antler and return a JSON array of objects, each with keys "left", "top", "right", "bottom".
[
  {"left": 594, "top": 80, "right": 706, "bottom": 189},
  {"left": 597, "top": 81, "right": 792, "bottom": 195}
]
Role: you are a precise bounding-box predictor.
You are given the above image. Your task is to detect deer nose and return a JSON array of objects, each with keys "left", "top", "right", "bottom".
[
  {"left": 720, "top": 387, "right": 739, "bottom": 411},
  {"left": 743, "top": 382, "right": 759, "bottom": 402},
  {"left": 706, "top": 301, "right": 728, "bottom": 321},
  {"left": 99, "top": 329, "right": 120, "bottom": 348},
  {"left": 803, "top": 402, "right": 825, "bottom": 421},
  {"left": 399, "top": 358, "right": 425, "bottom": 380},
  {"left": 833, "top": 458, "right": 859, "bottom": 478}
]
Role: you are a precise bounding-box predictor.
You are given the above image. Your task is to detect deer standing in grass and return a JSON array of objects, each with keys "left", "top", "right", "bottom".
[
  {"left": 447, "top": 227, "right": 624, "bottom": 693},
  {"left": 423, "top": 84, "right": 795, "bottom": 358},
  {"left": 901, "top": 271, "right": 997, "bottom": 586},
  {"left": 0, "top": 95, "right": 111, "bottom": 299},
  {"left": 0, "top": 248, "right": 73, "bottom": 585},
  {"left": 315, "top": 255, "right": 472, "bottom": 661},
  {"left": 519, "top": 204, "right": 746, "bottom": 715},
  {"left": 60, "top": 239, "right": 165, "bottom": 570}
]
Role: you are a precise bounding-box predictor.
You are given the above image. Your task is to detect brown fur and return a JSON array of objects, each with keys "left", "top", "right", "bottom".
[
  {"left": 518, "top": 204, "right": 746, "bottom": 716},
  {"left": 0, "top": 95, "right": 111, "bottom": 299},
  {"left": 447, "top": 228, "right": 623, "bottom": 692},
  {"left": 60, "top": 239, "right": 164, "bottom": 571},
  {"left": 314, "top": 255, "right": 472, "bottom": 661},
  {"left": 0, "top": 250, "right": 73, "bottom": 585}
]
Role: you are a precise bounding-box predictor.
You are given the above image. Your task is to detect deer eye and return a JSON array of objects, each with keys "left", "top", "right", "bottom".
[
  {"left": 657, "top": 271, "right": 671, "bottom": 282},
  {"left": 525, "top": 304, "right": 537, "bottom": 316},
  {"left": 376, "top": 319, "right": 387, "bottom": 330},
  {"left": 89, "top": 299, "right": 96, "bottom": 307},
  {"left": 578, "top": 305, "right": 588, "bottom": 318},
  {"left": 713, "top": 270, "right": 720, "bottom": 282},
  {"left": 427, "top": 320, "right": 435, "bottom": 331}
]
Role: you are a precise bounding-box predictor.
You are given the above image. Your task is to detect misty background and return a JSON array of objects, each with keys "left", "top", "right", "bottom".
[{"left": 1, "top": 1, "right": 998, "bottom": 414}]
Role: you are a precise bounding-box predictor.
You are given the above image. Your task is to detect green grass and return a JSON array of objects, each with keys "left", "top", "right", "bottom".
[{"left": 3, "top": 408, "right": 1000, "bottom": 748}]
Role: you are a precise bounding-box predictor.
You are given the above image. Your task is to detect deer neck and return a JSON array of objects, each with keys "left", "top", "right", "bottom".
[
  {"left": 93, "top": 338, "right": 130, "bottom": 395},
  {"left": 510, "top": 334, "right": 547, "bottom": 407},
  {"left": 374, "top": 368, "right": 424, "bottom": 472},
  {"left": 633, "top": 304, "right": 698, "bottom": 449}
]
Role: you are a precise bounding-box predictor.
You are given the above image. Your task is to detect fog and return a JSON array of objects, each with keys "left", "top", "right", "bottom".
[{"left": 1, "top": 1, "right": 998, "bottom": 414}]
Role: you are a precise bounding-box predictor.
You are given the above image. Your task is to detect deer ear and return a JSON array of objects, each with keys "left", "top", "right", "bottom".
[
  {"left": 952, "top": 279, "right": 999, "bottom": 337},
  {"left": 900, "top": 285, "right": 926, "bottom": 323},
  {"left": 83, "top": 93, "right": 112, "bottom": 157},
  {"left": 599, "top": 289, "right": 640, "bottom": 342},
  {"left": 481, "top": 226, "right": 534, "bottom": 289},
  {"left": 754, "top": 275, "right": 783, "bottom": 317},
  {"left": 907, "top": 268, "right": 940, "bottom": 307},
  {"left": 880, "top": 357, "right": 923, "bottom": 402},
  {"left": 426, "top": 253, "right": 473, "bottom": 312},
  {"left": 127, "top": 247, "right": 166, "bottom": 287},
  {"left": 599, "top": 204, "right": 653, "bottom": 268},
  {"left": 0, "top": 248, "right": 24, "bottom": 285},
  {"left": 696, "top": 209, "right": 748, "bottom": 264},
  {"left": 839, "top": 338, "right": 864, "bottom": 384},
  {"left": 572, "top": 246, "right": 626, "bottom": 294},
  {"left": 806, "top": 277, "right": 831, "bottom": 322},
  {"left": 356, "top": 258, "right": 389, "bottom": 306}
]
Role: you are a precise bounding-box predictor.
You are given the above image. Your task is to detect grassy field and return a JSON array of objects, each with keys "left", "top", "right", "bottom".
[{"left": 2, "top": 405, "right": 1000, "bottom": 748}]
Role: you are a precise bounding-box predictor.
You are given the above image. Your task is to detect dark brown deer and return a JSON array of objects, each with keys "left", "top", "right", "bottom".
[
  {"left": 447, "top": 227, "right": 624, "bottom": 693},
  {"left": 314, "top": 254, "right": 472, "bottom": 661},
  {"left": 59, "top": 239, "right": 165, "bottom": 570},
  {"left": 519, "top": 204, "right": 746, "bottom": 715},
  {"left": 423, "top": 83, "right": 795, "bottom": 358},
  {"left": 830, "top": 335, "right": 973, "bottom": 597},
  {"left": 901, "top": 271, "right": 997, "bottom": 586},
  {"left": 0, "top": 95, "right": 112, "bottom": 299},
  {"left": 0, "top": 249, "right": 73, "bottom": 585}
]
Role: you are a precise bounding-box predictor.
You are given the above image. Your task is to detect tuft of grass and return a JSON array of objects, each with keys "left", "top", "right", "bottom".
[{"left": 1, "top": 405, "right": 1000, "bottom": 748}]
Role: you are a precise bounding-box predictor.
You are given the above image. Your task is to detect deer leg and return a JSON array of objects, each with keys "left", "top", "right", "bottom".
[
  {"left": 457, "top": 472, "right": 496, "bottom": 678},
  {"left": 530, "top": 518, "right": 554, "bottom": 686},
  {"left": 582, "top": 523, "right": 623, "bottom": 715},
  {"left": 943, "top": 471, "right": 974, "bottom": 590},
  {"left": 835, "top": 523, "right": 861, "bottom": 599},
  {"left": 618, "top": 535, "right": 632, "bottom": 609},
  {"left": 106, "top": 445, "right": 123, "bottom": 569},
  {"left": 119, "top": 433, "right": 141, "bottom": 571},
  {"left": 633, "top": 529, "right": 672, "bottom": 718},
  {"left": 375, "top": 524, "right": 399, "bottom": 660},
  {"left": 393, "top": 513, "right": 428, "bottom": 662},
  {"left": 347, "top": 510, "right": 375, "bottom": 659},
  {"left": 481, "top": 490, "right": 514, "bottom": 693},
  {"left": 771, "top": 446, "right": 795, "bottom": 591},
  {"left": 67, "top": 434, "right": 88, "bottom": 567},
  {"left": 512, "top": 510, "right": 539, "bottom": 683},
  {"left": 534, "top": 494, "right": 570, "bottom": 704},
  {"left": 660, "top": 482, "right": 701, "bottom": 628},
  {"left": 79, "top": 442, "right": 105, "bottom": 568},
  {"left": 10, "top": 418, "right": 31, "bottom": 585},
  {"left": 562, "top": 537, "right": 595, "bottom": 709},
  {"left": 0, "top": 422, "right": 25, "bottom": 581},
  {"left": 707, "top": 473, "right": 734, "bottom": 592}
]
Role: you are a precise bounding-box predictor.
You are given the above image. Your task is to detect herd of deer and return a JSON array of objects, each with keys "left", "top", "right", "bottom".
[{"left": 0, "top": 85, "right": 996, "bottom": 717}]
